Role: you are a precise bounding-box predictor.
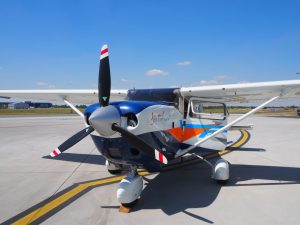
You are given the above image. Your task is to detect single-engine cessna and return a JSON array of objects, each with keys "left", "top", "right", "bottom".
[{"left": 1, "top": 44, "right": 300, "bottom": 207}]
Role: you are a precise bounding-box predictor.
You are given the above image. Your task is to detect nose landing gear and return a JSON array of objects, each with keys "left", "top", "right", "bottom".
[{"left": 117, "top": 166, "right": 143, "bottom": 213}]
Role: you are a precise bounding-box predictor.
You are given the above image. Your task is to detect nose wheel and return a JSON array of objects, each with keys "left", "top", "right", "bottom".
[{"left": 117, "top": 166, "right": 143, "bottom": 213}]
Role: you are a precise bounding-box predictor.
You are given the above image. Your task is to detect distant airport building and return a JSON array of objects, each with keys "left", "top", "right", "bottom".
[
  {"left": 0, "top": 102, "right": 12, "bottom": 109},
  {"left": 25, "top": 101, "right": 53, "bottom": 108},
  {"left": 4, "top": 101, "right": 53, "bottom": 109},
  {"left": 8, "top": 102, "right": 29, "bottom": 109},
  {"left": 34, "top": 102, "right": 53, "bottom": 108}
]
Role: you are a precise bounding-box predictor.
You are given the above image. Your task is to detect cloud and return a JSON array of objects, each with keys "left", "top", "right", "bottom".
[
  {"left": 215, "top": 75, "right": 231, "bottom": 80},
  {"left": 121, "top": 78, "right": 133, "bottom": 83},
  {"left": 236, "top": 80, "right": 249, "bottom": 84},
  {"left": 177, "top": 60, "right": 192, "bottom": 66},
  {"left": 36, "top": 81, "right": 47, "bottom": 86},
  {"left": 199, "top": 80, "right": 220, "bottom": 85},
  {"left": 47, "top": 84, "right": 56, "bottom": 89},
  {"left": 145, "top": 69, "right": 168, "bottom": 77},
  {"left": 199, "top": 75, "right": 232, "bottom": 86},
  {"left": 36, "top": 81, "right": 56, "bottom": 89}
]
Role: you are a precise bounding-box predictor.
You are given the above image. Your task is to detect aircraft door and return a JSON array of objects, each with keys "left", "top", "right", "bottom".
[{"left": 183, "top": 98, "right": 228, "bottom": 151}]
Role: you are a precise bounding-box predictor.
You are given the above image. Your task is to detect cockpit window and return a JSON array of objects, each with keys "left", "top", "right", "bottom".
[{"left": 189, "top": 100, "right": 226, "bottom": 120}]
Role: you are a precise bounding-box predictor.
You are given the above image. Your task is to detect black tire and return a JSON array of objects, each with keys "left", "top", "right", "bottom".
[
  {"left": 108, "top": 169, "right": 122, "bottom": 175},
  {"left": 121, "top": 199, "right": 139, "bottom": 208},
  {"left": 216, "top": 179, "right": 229, "bottom": 185}
]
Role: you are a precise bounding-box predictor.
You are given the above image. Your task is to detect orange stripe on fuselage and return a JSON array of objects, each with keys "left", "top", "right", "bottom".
[{"left": 167, "top": 127, "right": 208, "bottom": 142}]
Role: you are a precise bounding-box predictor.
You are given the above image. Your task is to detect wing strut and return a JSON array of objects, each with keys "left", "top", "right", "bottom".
[
  {"left": 175, "top": 96, "right": 279, "bottom": 157},
  {"left": 63, "top": 99, "right": 88, "bottom": 126}
]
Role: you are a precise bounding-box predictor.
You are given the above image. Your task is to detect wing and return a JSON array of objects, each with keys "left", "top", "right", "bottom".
[
  {"left": 0, "top": 89, "right": 127, "bottom": 104},
  {"left": 2, "top": 80, "right": 300, "bottom": 104},
  {"left": 180, "top": 80, "right": 300, "bottom": 102}
]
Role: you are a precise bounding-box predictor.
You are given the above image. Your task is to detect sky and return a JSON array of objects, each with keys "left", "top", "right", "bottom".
[{"left": 0, "top": 0, "right": 300, "bottom": 93}]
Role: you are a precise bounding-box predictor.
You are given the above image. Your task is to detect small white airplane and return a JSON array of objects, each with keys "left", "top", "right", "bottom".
[{"left": 1, "top": 44, "right": 300, "bottom": 208}]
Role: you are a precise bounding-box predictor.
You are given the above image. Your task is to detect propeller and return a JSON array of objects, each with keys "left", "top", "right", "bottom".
[
  {"left": 50, "top": 126, "right": 94, "bottom": 157},
  {"left": 111, "top": 124, "right": 168, "bottom": 164},
  {"left": 50, "top": 44, "right": 168, "bottom": 165},
  {"left": 98, "top": 44, "right": 111, "bottom": 107}
]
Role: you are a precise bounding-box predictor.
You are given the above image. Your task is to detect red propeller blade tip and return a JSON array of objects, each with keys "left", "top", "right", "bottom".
[
  {"left": 50, "top": 148, "right": 61, "bottom": 157},
  {"left": 100, "top": 44, "right": 109, "bottom": 60}
]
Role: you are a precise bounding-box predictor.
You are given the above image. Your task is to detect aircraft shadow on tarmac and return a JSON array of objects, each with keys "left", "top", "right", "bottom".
[
  {"left": 41, "top": 147, "right": 265, "bottom": 165},
  {"left": 230, "top": 147, "right": 266, "bottom": 152},
  {"left": 132, "top": 162, "right": 300, "bottom": 223},
  {"left": 42, "top": 151, "right": 300, "bottom": 223},
  {"left": 42, "top": 153, "right": 106, "bottom": 165}
]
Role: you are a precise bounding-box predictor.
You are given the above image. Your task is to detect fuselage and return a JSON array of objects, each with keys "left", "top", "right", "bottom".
[{"left": 84, "top": 100, "right": 228, "bottom": 171}]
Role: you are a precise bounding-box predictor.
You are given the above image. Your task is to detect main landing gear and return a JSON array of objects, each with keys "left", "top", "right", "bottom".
[
  {"left": 113, "top": 157, "right": 229, "bottom": 213},
  {"left": 191, "top": 154, "right": 230, "bottom": 183},
  {"left": 212, "top": 158, "right": 230, "bottom": 183},
  {"left": 117, "top": 166, "right": 143, "bottom": 212}
]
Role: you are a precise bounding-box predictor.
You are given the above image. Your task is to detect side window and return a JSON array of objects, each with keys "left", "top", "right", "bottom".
[{"left": 189, "top": 100, "right": 226, "bottom": 120}]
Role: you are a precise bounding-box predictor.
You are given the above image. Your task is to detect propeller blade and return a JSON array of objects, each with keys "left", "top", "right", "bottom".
[
  {"left": 111, "top": 124, "right": 168, "bottom": 164},
  {"left": 98, "top": 44, "right": 111, "bottom": 107},
  {"left": 50, "top": 126, "right": 94, "bottom": 157}
]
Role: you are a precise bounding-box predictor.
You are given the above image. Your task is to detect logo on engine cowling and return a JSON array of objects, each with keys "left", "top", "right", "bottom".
[{"left": 150, "top": 111, "right": 170, "bottom": 125}]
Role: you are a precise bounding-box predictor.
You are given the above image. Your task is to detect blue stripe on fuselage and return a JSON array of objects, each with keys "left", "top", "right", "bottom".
[
  {"left": 178, "top": 120, "right": 227, "bottom": 137},
  {"left": 179, "top": 120, "right": 224, "bottom": 129},
  {"left": 84, "top": 101, "right": 173, "bottom": 117},
  {"left": 199, "top": 129, "right": 227, "bottom": 138},
  {"left": 185, "top": 124, "right": 224, "bottom": 129}
]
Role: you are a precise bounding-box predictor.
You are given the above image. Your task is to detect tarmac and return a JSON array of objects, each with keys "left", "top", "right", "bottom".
[{"left": 0, "top": 115, "right": 299, "bottom": 225}]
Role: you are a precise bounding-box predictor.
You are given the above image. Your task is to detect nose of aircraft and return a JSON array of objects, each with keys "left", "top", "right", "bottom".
[{"left": 89, "top": 105, "right": 121, "bottom": 137}]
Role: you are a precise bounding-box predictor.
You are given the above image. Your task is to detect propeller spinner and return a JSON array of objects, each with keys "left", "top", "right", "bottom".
[{"left": 50, "top": 44, "right": 168, "bottom": 165}]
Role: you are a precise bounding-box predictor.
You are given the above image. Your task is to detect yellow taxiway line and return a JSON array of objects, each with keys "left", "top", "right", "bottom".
[
  {"left": 6, "top": 130, "right": 249, "bottom": 225},
  {"left": 11, "top": 176, "right": 126, "bottom": 225}
]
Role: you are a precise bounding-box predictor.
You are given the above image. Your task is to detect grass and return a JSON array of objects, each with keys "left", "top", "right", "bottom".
[
  {"left": 228, "top": 107, "right": 298, "bottom": 116},
  {"left": 195, "top": 107, "right": 298, "bottom": 116},
  {"left": 0, "top": 107, "right": 298, "bottom": 117},
  {"left": 0, "top": 108, "right": 83, "bottom": 115}
]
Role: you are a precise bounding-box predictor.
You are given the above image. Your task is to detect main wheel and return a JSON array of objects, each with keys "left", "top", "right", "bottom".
[
  {"left": 108, "top": 169, "right": 122, "bottom": 175},
  {"left": 121, "top": 199, "right": 139, "bottom": 208},
  {"left": 212, "top": 158, "right": 230, "bottom": 183}
]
